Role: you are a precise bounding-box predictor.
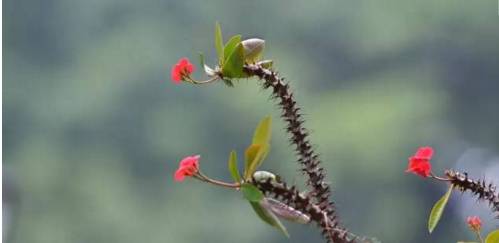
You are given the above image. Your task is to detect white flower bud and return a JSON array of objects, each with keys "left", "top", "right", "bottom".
[
  {"left": 241, "top": 38, "right": 265, "bottom": 63},
  {"left": 253, "top": 170, "right": 276, "bottom": 183}
]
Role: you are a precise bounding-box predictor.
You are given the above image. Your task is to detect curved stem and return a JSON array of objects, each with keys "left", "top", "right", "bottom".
[
  {"left": 185, "top": 76, "right": 219, "bottom": 85},
  {"left": 475, "top": 231, "right": 484, "bottom": 243},
  {"left": 187, "top": 64, "right": 353, "bottom": 242},
  {"left": 430, "top": 173, "right": 452, "bottom": 182},
  {"left": 243, "top": 64, "right": 337, "bottom": 217},
  {"left": 196, "top": 171, "right": 240, "bottom": 189}
]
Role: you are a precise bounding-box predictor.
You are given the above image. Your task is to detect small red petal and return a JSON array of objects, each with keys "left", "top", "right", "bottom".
[
  {"left": 174, "top": 170, "right": 185, "bottom": 182},
  {"left": 171, "top": 72, "right": 181, "bottom": 83},
  {"left": 171, "top": 63, "right": 182, "bottom": 82},
  {"left": 466, "top": 216, "right": 482, "bottom": 231},
  {"left": 174, "top": 155, "right": 200, "bottom": 182},
  {"left": 171, "top": 58, "right": 195, "bottom": 83},
  {"left": 406, "top": 158, "right": 431, "bottom": 178},
  {"left": 414, "top": 147, "right": 434, "bottom": 159},
  {"left": 185, "top": 62, "right": 194, "bottom": 73},
  {"left": 178, "top": 58, "right": 189, "bottom": 66},
  {"left": 180, "top": 155, "right": 200, "bottom": 167}
]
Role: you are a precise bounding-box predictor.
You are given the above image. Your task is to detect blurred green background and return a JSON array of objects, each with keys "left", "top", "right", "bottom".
[{"left": 3, "top": 1, "right": 499, "bottom": 242}]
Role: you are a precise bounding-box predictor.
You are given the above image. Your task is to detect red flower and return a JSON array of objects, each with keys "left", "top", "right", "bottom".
[
  {"left": 405, "top": 146, "right": 433, "bottom": 178},
  {"left": 466, "top": 216, "right": 482, "bottom": 232},
  {"left": 171, "top": 58, "right": 195, "bottom": 84},
  {"left": 174, "top": 155, "right": 200, "bottom": 182}
]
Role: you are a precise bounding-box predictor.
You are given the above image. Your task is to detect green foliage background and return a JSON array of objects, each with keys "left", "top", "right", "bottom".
[{"left": 3, "top": 1, "right": 499, "bottom": 242}]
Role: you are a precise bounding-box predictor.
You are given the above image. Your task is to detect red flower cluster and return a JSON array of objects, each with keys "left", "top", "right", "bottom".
[
  {"left": 406, "top": 146, "right": 433, "bottom": 178},
  {"left": 174, "top": 155, "right": 200, "bottom": 182},
  {"left": 171, "top": 58, "right": 195, "bottom": 84},
  {"left": 466, "top": 216, "right": 482, "bottom": 232}
]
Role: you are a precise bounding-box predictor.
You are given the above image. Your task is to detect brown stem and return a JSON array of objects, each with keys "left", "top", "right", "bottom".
[
  {"left": 184, "top": 76, "right": 219, "bottom": 85},
  {"left": 195, "top": 172, "right": 240, "bottom": 189},
  {"left": 430, "top": 173, "right": 452, "bottom": 182},
  {"left": 253, "top": 178, "right": 357, "bottom": 243},
  {"left": 243, "top": 64, "right": 336, "bottom": 217},
  {"left": 475, "top": 231, "right": 484, "bottom": 243},
  {"left": 188, "top": 63, "right": 355, "bottom": 242},
  {"left": 445, "top": 170, "right": 499, "bottom": 218}
]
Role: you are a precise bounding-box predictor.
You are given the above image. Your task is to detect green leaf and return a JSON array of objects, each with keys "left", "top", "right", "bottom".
[
  {"left": 244, "top": 144, "right": 260, "bottom": 178},
  {"left": 249, "top": 201, "right": 289, "bottom": 238},
  {"left": 198, "top": 52, "right": 205, "bottom": 67},
  {"left": 243, "top": 143, "right": 270, "bottom": 180},
  {"left": 252, "top": 116, "right": 272, "bottom": 145},
  {"left": 223, "top": 35, "right": 242, "bottom": 63},
  {"left": 254, "top": 144, "right": 269, "bottom": 171},
  {"left": 241, "top": 183, "right": 264, "bottom": 202},
  {"left": 485, "top": 229, "right": 499, "bottom": 243},
  {"left": 428, "top": 184, "right": 454, "bottom": 233},
  {"left": 215, "top": 22, "right": 224, "bottom": 64},
  {"left": 227, "top": 150, "right": 241, "bottom": 182},
  {"left": 221, "top": 43, "right": 245, "bottom": 78}
]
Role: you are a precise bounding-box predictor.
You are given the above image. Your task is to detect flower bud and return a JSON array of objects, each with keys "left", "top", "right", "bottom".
[
  {"left": 466, "top": 216, "right": 482, "bottom": 232},
  {"left": 405, "top": 146, "right": 433, "bottom": 178},
  {"left": 242, "top": 38, "right": 265, "bottom": 63},
  {"left": 174, "top": 155, "right": 200, "bottom": 182},
  {"left": 253, "top": 171, "right": 277, "bottom": 183},
  {"left": 171, "top": 58, "right": 195, "bottom": 84}
]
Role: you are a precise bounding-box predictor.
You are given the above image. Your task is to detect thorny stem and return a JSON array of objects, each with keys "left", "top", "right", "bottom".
[
  {"left": 431, "top": 171, "right": 499, "bottom": 218},
  {"left": 188, "top": 63, "right": 355, "bottom": 242},
  {"left": 180, "top": 58, "right": 499, "bottom": 242},
  {"left": 242, "top": 63, "right": 346, "bottom": 236},
  {"left": 254, "top": 178, "right": 356, "bottom": 243},
  {"left": 444, "top": 170, "right": 499, "bottom": 218}
]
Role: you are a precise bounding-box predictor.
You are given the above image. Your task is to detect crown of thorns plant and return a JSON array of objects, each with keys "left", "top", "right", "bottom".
[{"left": 168, "top": 23, "right": 499, "bottom": 243}]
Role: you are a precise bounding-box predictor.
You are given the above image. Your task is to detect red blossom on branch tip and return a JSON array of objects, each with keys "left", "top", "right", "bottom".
[
  {"left": 466, "top": 216, "right": 482, "bottom": 232},
  {"left": 405, "top": 146, "right": 433, "bottom": 178},
  {"left": 171, "top": 58, "right": 195, "bottom": 84},
  {"left": 174, "top": 155, "right": 200, "bottom": 182}
]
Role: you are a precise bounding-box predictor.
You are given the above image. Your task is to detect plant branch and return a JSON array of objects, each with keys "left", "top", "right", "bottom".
[
  {"left": 253, "top": 178, "right": 356, "bottom": 243},
  {"left": 475, "top": 231, "right": 484, "bottom": 243},
  {"left": 195, "top": 172, "right": 240, "bottom": 189},
  {"left": 243, "top": 63, "right": 339, "bottom": 225},
  {"left": 445, "top": 169, "right": 499, "bottom": 218}
]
